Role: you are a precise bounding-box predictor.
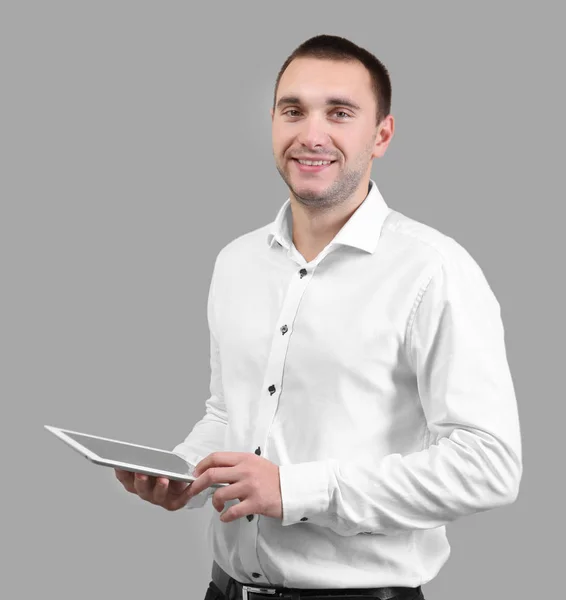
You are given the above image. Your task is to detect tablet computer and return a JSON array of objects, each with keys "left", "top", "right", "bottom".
[{"left": 44, "top": 425, "right": 228, "bottom": 487}]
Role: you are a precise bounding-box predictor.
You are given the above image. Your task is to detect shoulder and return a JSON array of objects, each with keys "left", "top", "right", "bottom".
[
  {"left": 383, "top": 209, "right": 488, "bottom": 278},
  {"left": 384, "top": 210, "right": 499, "bottom": 314},
  {"left": 211, "top": 222, "right": 273, "bottom": 275}
]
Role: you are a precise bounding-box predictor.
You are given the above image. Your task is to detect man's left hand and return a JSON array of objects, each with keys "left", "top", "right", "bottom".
[{"left": 186, "top": 452, "right": 283, "bottom": 522}]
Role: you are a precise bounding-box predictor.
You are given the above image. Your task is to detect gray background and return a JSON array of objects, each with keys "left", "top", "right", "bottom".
[{"left": 2, "top": 1, "right": 563, "bottom": 599}]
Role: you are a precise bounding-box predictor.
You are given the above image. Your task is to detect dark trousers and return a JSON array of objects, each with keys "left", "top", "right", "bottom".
[{"left": 203, "top": 580, "right": 426, "bottom": 600}]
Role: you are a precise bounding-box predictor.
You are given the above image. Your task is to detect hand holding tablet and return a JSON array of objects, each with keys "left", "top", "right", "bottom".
[
  {"left": 45, "top": 424, "right": 228, "bottom": 510},
  {"left": 114, "top": 468, "right": 195, "bottom": 511}
]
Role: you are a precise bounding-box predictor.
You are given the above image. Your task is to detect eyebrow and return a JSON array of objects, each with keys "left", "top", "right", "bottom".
[{"left": 276, "top": 95, "right": 362, "bottom": 111}]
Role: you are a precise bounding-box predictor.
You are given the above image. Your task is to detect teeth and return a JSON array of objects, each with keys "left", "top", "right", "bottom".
[{"left": 297, "top": 160, "right": 332, "bottom": 166}]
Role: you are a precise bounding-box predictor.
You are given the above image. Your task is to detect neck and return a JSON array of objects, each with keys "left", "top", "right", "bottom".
[{"left": 290, "top": 178, "right": 371, "bottom": 262}]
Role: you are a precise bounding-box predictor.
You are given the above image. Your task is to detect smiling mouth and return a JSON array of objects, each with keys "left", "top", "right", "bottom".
[
  {"left": 291, "top": 158, "right": 337, "bottom": 173},
  {"left": 294, "top": 159, "right": 335, "bottom": 166}
]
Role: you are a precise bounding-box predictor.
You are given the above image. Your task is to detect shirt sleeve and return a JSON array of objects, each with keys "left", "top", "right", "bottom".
[
  {"left": 171, "top": 257, "right": 228, "bottom": 510},
  {"left": 278, "top": 243, "right": 523, "bottom": 535}
]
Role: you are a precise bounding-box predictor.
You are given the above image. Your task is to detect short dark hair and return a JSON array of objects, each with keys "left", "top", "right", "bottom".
[{"left": 273, "top": 34, "right": 392, "bottom": 126}]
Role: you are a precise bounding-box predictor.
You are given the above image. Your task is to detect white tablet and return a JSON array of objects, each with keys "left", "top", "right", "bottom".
[{"left": 44, "top": 425, "right": 228, "bottom": 487}]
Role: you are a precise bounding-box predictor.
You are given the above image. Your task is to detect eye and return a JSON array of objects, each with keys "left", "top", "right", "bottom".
[{"left": 281, "top": 109, "right": 352, "bottom": 119}]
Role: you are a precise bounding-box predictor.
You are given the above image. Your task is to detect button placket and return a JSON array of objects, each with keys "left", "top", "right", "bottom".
[
  {"left": 239, "top": 262, "right": 315, "bottom": 581},
  {"left": 245, "top": 446, "right": 262, "bottom": 524}
]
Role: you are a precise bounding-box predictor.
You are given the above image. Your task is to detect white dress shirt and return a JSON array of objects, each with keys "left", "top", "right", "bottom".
[{"left": 172, "top": 179, "right": 522, "bottom": 589}]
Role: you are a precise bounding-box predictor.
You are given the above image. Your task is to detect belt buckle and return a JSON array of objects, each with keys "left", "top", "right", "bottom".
[{"left": 241, "top": 584, "right": 277, "bottom": 600}]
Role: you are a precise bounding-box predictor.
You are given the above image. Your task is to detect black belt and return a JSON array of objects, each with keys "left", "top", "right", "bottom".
[{"left": 211, "top": 561, "right": 420, "bottom": 600}]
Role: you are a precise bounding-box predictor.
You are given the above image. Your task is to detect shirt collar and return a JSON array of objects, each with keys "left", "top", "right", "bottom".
[{"left": 267, "top": 179, "right": 390, "bottom": 254}]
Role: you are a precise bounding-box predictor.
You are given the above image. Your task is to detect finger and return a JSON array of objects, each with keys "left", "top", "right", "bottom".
[
  {"left": 188, "top": 467, "right": 240, "bottom": 498},
  {"left": 134, "top": 473, "right": 154, "bottom": 499},
  {"left": 212, "top": 482, "right": 246, "bottom": 513},
  {"left": 114, "top": 468, "right": 133, "bottom": 483},
  {"left": 219, "top": 499, "right": 249, "bottom": 523},
  {"left": 114, "top": 469, "right": 136, "bottom": 492},
  {"left": 192, "top": 456, "right": 215, "bottom": 477},
  {"left": 166, "top": 481, "right": 195, "bottom": 511},
  {"left": 168, "top": 478, "right": 189, "bottom": 494},
  {"left": 212, "top": 492, "right": 224, "bottom": 513},
  {"left": 193, "top": 452, "right": 249, "bottom": 476},
  {"left": 152, "top": 477, "right": 170, "bottom": 504}
]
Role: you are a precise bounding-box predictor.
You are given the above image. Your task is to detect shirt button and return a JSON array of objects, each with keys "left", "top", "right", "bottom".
[
  {"left": 300, "top": 517, "right": 308, "bottom": 521},
  {"left": 280, "top": 324, "right": 288, "bottom": 335},
  {"left": 252, "top": 572, "right": 261, "bottom": 578},
  {"left": 299, "top": 268, "right": 307, "bottom": 278},
  {"left": 268, "top": 384, "right": 276, "bottom": 395},
  {"left": 246, "top": 514, "right": 254, "bottom": 522},
  {"left": 254, "top": 446, "right": 261, "bottom": 455}
]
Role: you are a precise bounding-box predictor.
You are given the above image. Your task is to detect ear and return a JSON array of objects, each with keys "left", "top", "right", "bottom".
[{"left": 372, "top": 115, "right": 395, "bottom": 159}]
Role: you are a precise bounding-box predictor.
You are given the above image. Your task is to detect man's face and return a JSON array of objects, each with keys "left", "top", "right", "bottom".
[{"left": 271, "top": 57, "right": 383, "bottom": 209}]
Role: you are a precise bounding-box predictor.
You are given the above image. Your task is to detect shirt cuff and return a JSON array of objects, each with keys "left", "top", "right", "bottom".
[{"left": 279, "top": 460, "right": 331, "bottom": 526}]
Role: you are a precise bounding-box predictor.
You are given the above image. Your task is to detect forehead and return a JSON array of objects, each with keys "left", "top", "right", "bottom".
[{"left": 277, "top": 57, "right": 374, "bottom": 106}]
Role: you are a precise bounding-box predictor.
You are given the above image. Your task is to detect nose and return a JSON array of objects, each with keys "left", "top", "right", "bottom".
[{"left": 296, "top": 114, "right": 330, "bottom": 149}]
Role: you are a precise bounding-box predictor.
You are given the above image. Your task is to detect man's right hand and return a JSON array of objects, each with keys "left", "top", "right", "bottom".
[{"left": 114, "top": 469, "right": 194, "bottom": 511}]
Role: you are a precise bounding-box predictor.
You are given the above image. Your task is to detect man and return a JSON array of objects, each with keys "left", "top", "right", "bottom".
[{"left": 115, "top": 34, "right": 522, "bottom": 600}]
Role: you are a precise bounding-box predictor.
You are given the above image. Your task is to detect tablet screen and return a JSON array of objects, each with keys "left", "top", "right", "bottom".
[{"left": 63, "top": 431, "right": 191, "bottom": 475}]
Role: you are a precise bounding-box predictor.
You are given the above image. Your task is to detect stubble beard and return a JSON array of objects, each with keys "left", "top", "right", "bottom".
[{"left": 274, "top": 142, "right": 375, "bottom": 212}]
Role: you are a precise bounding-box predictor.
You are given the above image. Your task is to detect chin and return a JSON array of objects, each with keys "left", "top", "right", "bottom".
[{"left": 293, "top": 185, "right": 331, "bottom": 203}]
